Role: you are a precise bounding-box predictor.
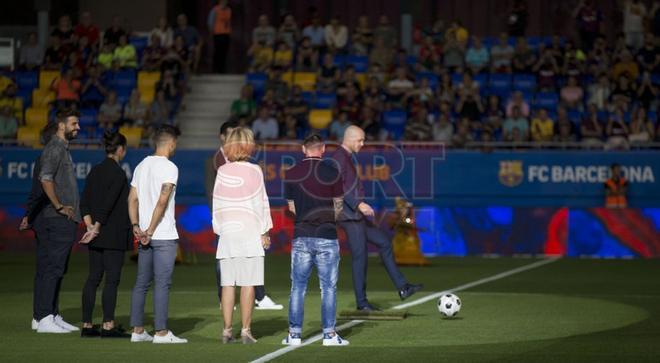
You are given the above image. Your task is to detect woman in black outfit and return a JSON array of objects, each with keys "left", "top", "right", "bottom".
[{"left": 79, "top": 131, "right": 131, "bottom": 338}]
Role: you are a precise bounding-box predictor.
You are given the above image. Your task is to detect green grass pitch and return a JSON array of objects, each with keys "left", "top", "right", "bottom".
[{"left": 1, "top": 253, "right": 659, "bottom": 362}]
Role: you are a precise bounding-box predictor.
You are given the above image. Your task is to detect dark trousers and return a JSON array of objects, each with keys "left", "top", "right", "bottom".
[
  {"left": 213, "top": 34, "right": 230, "bottom": 73},
  {"left": 81, "top": 247, "right": 126, "bottom": 323},
  {"left": 214, "top": 237, "right": 265, "bottom": 302},
  {"left": 33, "top": 216, "right": 77, "bottom": 320},
  {"left": 340, "top": 220, "right": 407, "bottom": 308}
]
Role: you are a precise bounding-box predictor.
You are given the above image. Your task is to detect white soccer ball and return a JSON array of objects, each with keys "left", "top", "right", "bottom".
[{"left": 438, "top": 293, "right": 461, "bottom": 317}]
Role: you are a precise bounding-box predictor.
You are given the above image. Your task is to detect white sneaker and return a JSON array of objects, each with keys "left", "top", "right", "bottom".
[
  {"left": 255, "top": 295, "right": 284, "bottom": 310},
  {"left": 131, "top": 331, "right": 154, "bottom": 342},
  {"left": 54, "top": 315, "right": 79, "bottom": 331},
  {"left": 36, "top": 315, "right": 71, "bottom": 333},
  {"left": 153, "top": 331, "right": 188, "bottom": 344},
  {"left": 31, "top": 318, "right": 38, "bottom": 330},
  {"left": 322, "top": 333, "right": 349, "bottom": 346},
  {"left": 281, "top": 333, "right": 302, "bottom": 346}
]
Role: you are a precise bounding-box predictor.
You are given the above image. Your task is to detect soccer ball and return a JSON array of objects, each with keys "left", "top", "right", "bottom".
[{"left": 438, "top": 293, "right": 461, "bottom": 317}]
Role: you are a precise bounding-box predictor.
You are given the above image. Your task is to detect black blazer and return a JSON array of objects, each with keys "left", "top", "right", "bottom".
[{"left": 80, "top": 157, "right": 131, "bottom": 250}]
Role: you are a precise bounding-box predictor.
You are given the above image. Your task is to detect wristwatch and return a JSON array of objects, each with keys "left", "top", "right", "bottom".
[{"left": 56, "top": 205, "right": 64, "bottom": 212}]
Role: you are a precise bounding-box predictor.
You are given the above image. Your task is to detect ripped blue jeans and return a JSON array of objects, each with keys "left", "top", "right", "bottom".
[{"left": 289, "top": 237, "right": 340, "bottom": 334}]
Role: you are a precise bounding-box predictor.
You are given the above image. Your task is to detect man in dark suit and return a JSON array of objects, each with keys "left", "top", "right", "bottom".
[
  {"left": 331, "top": 125, "right": 423, "bottom": 311},
  {"left": 78, "top": 130, "right": 132, "bottom": 338},
  {"left": 204, "top": 121, "right": 283, "bottom": 310}
]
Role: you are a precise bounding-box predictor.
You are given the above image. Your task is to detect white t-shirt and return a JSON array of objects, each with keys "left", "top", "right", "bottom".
[{"left": 131, "top": 155, "right": 179, "bottom": 240}]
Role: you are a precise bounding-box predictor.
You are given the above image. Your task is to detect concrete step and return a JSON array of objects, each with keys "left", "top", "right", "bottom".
[{"left": 191, "top": 74, "right": 245, "bottom": 82}]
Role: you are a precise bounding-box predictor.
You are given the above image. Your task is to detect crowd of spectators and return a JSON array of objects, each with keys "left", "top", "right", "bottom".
[
  {"left": 0, "top": 11, "right": 203, "bottom": 141},
  {"left": 233, "top": 1, "right": 659, "bottom": 150}
]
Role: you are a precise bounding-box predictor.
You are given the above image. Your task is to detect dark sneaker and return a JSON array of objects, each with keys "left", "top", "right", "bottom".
[
  {"left": 357, "top": 303, "right": 381, "bottom": 312},
  {"left": 398, "top": 283, "right": 424, "bottom": 300},
  {"left": 81, "top": 327, "right": 100, "bottom": 338}
]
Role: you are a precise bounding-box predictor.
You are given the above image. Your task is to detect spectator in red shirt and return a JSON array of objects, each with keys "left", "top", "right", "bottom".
[
  {"left": 573, "top": 0, "right": 603, "bottom": 51},
  {"left": 419, "top": 36, "right": 442, "bottom": 70},
  {"left": 51, "top": 69, "right": 81, "bottom": 109},
  {"left": 74, "top": 11, "right": 100, "bottom": 47}
]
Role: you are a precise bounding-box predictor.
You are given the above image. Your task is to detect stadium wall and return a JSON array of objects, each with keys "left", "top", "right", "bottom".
[{"left": 1, "top": 146, "right": 658, "bottom": 257}]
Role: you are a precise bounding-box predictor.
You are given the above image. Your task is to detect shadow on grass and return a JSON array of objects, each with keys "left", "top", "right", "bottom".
[
  {"left": 252, "top": 316, "right": 288, "bottom": 338},
  {"left": 169, "top": 317, "right": 204, "bottom": 334}
]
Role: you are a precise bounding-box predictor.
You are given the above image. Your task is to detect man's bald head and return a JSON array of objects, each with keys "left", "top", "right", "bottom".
[{"left": 342, "top": 125, "right": 365, "bottom": 153}]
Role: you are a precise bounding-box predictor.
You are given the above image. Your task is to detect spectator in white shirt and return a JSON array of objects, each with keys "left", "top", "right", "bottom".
[
  {"left": 19, "top": 32, "right": 43, "bottom": 70},
  {"left": 251, "top": 107, "right": 279, "bottom": 140},
  {"left": 253, "top": 15, "right": 276, "bottom": 46},
  {"left": 150, "top": 17, "right": 174, "bottom": 47},
  {"left": 325, "top": 17, "right": 348, "bottom": 53}
]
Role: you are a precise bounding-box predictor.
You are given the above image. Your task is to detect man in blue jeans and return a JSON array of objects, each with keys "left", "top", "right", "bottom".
[
  {"left": 282, "top": 134, "right": 349, "bottom": 346},
  {"left": 128, "top": 125, "right": 187, "bottom": 344}
]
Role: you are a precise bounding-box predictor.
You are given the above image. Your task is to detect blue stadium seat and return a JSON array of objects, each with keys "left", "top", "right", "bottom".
[
  {"left": 405, "top": 55, "right": 418, "bottom": 66},
  {"left": 527, "top": 36, "right": 542, "bottom": 50},
  {"left": 114, "top": 70, "right": 137, "bottom": 91},
  {"left": 16, "top": 71, "right": 39, "bottom": 91},
  {"left": 623, "top": 112, "right": 632, "bottom": 123},
  {"left": 473, "top": 73, "right": 488, "bottom": 88},
  {"left": 333, "top": 55, "right": 346, "bottom": 69},
  {"left": 17, "top": 88, "right": 32, "bottom": 108},
  {"left": 416, "top": 72, "right": 439, "bottom": 90},
  {"left": 246, "top": 73, "right": 268, "bottom": 94},
  {"left": 488, "top": 74, "right": 512, "bottom": 92},
  {"left": 79, "top": 108, "right": 98, "bottom": 127},
  {"left": 314, "top": 92, "right": 336, "bottom": 109},
  {"left": 651, "top": 73, "right": 660, "bottom": 85},
  {"left": 513, "top": 74, "right": 536, "bottom": 92},
  {"left": 301, "top": 91, "right": 314, "bottom": 105},
  {"left": 482, "top": 36, "right": 497, "bottom": 50},
  {"left": 597, "top": 111, "right": 610, "bottom": 122},
  {"left": 130, "top": 36, "right": 149, "bottom": 62},
  {"left": 382, "top": 109, "right": 408, "bottom": 140},
  {"left": 345, "top": 55, "right": 369, "bottom": 72},
  {"left": 534, "top": 92, "right": 559, "bottom": 110},
  {"left": 451, "top": 73, "right": 463, "bottom": 86},
  {"left": 567, "top": 110, "right": 583, "bottom": 123}
]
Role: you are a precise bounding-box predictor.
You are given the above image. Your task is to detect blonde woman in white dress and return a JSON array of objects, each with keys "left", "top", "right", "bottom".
[{"left": 212, "top": 127, "right": 272, "bottom": 344}]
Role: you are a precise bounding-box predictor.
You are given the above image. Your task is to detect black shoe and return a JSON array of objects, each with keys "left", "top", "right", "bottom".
[
  {"left": 357, "top": 303, "right": 381, "bottom": 312},
  {"left": 398, "top": 283, "right": 424, "bottom": 301},
  {"left": 100, "top": 327, "right": 131, "bottom": 338},
  {"left": 80, "top": 327, "right": 101, "bottom": 338}
]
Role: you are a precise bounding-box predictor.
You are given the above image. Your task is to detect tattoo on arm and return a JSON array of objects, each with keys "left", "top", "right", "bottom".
[
  {"left": 333, "top": 197, "right": 343, "bottom": 221},
  {"left": 160, "top": 183, "right": 174, "bottom": 198}
]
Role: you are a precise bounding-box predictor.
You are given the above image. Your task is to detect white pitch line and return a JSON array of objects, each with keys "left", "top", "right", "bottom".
[{"left": 250, "top": 257, "right": 559, "bottom": 363}]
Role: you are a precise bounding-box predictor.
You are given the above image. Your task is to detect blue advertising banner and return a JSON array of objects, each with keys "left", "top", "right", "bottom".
[{"left": 1, "top": 146, "right": 659, "bottom": 207}]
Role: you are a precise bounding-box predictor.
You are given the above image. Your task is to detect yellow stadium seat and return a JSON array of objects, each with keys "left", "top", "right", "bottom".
[
  {"left": 308, "top": 109, "right": 332, "bottom": 129},
  {"left": 32, "top": 89, "right": 55, "bottom": 108},
  {"left": 293, "top": 72, "right": 317, "bottom": 91},
  {"left": 17, "top": 126, "right": 41, "bottom": 147},
  {"left": 356, "top": 73, "right": 367, "bottom": 89},
  {"left": 281, "top": 71, "right": 294, "bottom": 85},
  {"left": 139, "top": 88, "right": 155, "bottom": 104},
  {"left": 137, "top": 71, "right": 161, "bottom": 89},
  {"left": 119, "top": 126, "right": 143, "bottom": 148},
  {"left": 39, "top": 70, "right": 60, "bottom": 89},
  {"left": 25, "top": 107, "right": 49, "bottom": 128}
]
